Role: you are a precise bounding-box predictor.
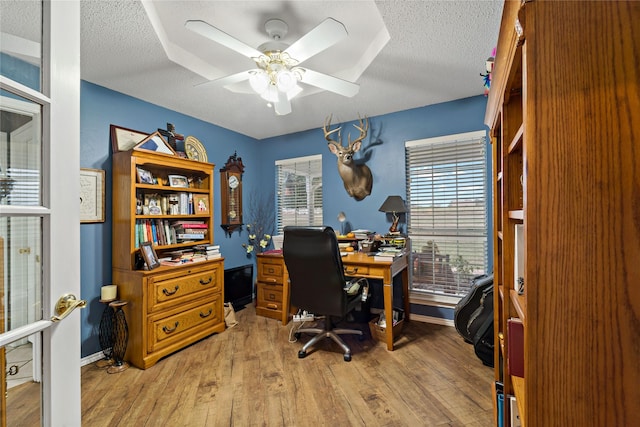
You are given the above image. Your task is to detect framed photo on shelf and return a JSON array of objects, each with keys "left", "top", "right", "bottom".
[
  {"left": 168, "top": 174, "right": 189, "bottom": 188},
  {"left": 80, "top": 168, "right": 105, "bottom": 223},
  {"left": 110, "top": 124, "right": 148, "bottom": 153},
  {"left": 193, "top": 194, "right": 209, "bottom": 214},
  {"left": 144, "top": 193, "right": 162, "bottom": 215},
  {"left": 136, "top": 167, "right": 154, "bottom": 184},
  {"left": 139, "top": 242, "right": 160, "bottom": 270}
]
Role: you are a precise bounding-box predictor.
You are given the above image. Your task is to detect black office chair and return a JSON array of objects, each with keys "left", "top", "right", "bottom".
[{"left": 283, "top": 226, "right": 368, "bottom": 362}]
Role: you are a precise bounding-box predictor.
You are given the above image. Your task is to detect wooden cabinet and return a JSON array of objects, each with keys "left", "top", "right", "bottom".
[
  {"left": 112, "top": 149, "right": 225, "bottom": 369},
  {"left": 487, "top": 1, "right": 640, "bottom": 425},
  {"left": 255, "top": 254, "right": 291, "bottom": 325}
]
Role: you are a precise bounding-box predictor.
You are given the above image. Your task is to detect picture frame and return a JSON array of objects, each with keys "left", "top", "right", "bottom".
[
  {"left": 133, "top": 131, "right": 177, "bottom": 156},
  {"left": 193, "top": 194, "right": 209, "bottom": 214},
  {"left": 110, "top": 124, "right": 148, "bottom": 153},
  {"left": 80, "top": 168, "right": 105, "bottom": 223},
  {"left": 144, "top": 193, "right": 162, "bottom": 215},
  {"left": 139, "top": 242, "right": 160, "bottom": 270},
  {"left": 136, "top": 167, "right": 154, "bottom": 184},
  {"left": 168, "top": 174, "right": 189, "bottom": 188}
]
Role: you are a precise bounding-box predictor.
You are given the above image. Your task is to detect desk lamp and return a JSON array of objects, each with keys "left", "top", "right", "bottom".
[{"left": 378, "top": 196, "right": 406, "bottom": 234}]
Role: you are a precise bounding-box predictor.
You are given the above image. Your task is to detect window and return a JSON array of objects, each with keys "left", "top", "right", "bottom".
[
  {"left": 405, "top": 131, "right": 488, "bottom": 299},
  {"left": 276, "top": 155, "right": 323, "bottom": 234}
]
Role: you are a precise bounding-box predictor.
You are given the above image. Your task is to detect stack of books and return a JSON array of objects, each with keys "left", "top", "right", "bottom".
[
  {"left": 351, "top": 229, "right": 375, "bottom": 240},
  {"left": 160, "top": 248, "right": 213, "bottom": 266},
  {"left": 171, "top": 220, "right": 207, "bottom": 241},
  {"left": 194, "top": 244, "right": 221, "bottom": 260},
  {"left": 373, "top": 247, "right": 403, "bottom": 262}
]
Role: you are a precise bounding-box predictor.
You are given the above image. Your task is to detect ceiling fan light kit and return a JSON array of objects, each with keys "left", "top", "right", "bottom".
[{"left": 185, "top": 16, "right": 360, "bottom": 116}]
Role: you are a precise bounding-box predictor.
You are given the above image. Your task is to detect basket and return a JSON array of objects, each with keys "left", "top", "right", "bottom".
[{"left": 369, "top": 315, "right": 404, "bottom": 343}]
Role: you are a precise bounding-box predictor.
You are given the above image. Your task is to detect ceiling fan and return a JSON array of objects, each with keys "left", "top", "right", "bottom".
[{"left": 185, "top": 17, "right": 360, "bottom": 115}]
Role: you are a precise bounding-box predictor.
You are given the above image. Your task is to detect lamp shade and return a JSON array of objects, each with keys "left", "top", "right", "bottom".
[{"left": 378, "top": 196, "right": 407, "bottom": 213}]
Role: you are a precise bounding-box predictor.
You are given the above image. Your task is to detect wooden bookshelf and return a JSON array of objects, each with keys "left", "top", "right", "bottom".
[
  {"left": 487, "top": 1, "right": 640, "bottom": 425},
  {"left": 112, "top": 148, "right": 225, "bottom": 369}
]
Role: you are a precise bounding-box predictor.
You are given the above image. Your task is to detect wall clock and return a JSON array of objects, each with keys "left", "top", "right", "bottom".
[
  {"left": 220, "top": 152, "right": 244, "bottom": 236},
  {"left": 185, "top": 135, "right": 208, "bottom": 162}
]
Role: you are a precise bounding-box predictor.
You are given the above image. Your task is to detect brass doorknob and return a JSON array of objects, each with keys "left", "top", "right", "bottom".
[{"left": 51, "top": 293, "right": 87, "bottom": 322}]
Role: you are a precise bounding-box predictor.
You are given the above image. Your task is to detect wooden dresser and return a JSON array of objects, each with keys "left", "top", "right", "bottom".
[
  {"left": 255, "top": 254, "right": 290, "bottom": 325},
  {"left": 113, "top": 260, "right": 224, "bottom": 369}
]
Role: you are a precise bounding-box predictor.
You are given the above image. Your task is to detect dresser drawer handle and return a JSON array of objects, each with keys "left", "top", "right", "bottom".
[
  {"left": 199, "top": 309, "right": 213, "bottom": 318},
  {"left": 267, "top": 293, "right": 277, "bottom": 300},
  {"left": 199, "top": 276, "right": 212, "bottom": 285},
  {"left": 162, "top": 321, "right": 179, "bottom": 334},
  {"left": 267, "top": 268, "right": 275, "bottom": 273},
  {"left": 344, "top": 267, "right": 358, "bottom": 275},
  {"left": 266, "top": 303, "right": 278, "bottom": 310},
  {"left": 265, "top": 278, "right": 277, "bottom": 283},
  {"left": 162, "top": 286, "right": 179, "bottom": 296}
]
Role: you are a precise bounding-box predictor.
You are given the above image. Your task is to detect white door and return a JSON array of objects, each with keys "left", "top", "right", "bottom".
[{"left": 0, "top": 1, "right": 81, "bottom": 426}]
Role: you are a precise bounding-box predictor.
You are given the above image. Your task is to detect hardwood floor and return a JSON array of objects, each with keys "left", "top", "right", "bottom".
[
  {"left": 6, "top": 306, "right": 494, "bottom": 426},
  {"left": 82, "top": 307, "right": 493, "bottom": 426}
]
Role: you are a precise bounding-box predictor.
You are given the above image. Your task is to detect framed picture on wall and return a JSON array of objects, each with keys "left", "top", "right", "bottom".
[
  {"left": 110, "top": 124, "right": 148, "bottom": 153},
  {"left": 80, "top": 168, "right": 105, "bottom": 223}
]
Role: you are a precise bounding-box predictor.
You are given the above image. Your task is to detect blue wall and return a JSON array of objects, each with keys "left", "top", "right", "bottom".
[{"left": 79, "top": 81, "right": 491, "bottom": 357}]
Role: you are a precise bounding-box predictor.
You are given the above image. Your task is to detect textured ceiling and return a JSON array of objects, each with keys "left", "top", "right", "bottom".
[{"left": 10, "top": 1, "right": 504, "bottom": 140}]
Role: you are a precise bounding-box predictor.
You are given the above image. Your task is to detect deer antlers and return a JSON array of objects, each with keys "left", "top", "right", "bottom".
[{"left": 324, "top": 114, "right": 369, "bottom": 147}]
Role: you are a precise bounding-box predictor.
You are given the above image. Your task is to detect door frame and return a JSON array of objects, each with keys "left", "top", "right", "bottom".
[{"left": 0, "top": 1, "right": 81, "bottom": 425}]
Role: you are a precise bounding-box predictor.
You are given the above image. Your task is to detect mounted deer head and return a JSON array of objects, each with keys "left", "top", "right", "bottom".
[{"left": 324, "top": 115, "right": 373, "bottom": 201}]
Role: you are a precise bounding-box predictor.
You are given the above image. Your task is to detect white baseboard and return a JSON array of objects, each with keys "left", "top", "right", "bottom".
[
  {"left": 410, "top": 314, "right": 454, "bottom": 327},
  {"left": 82, "top": 351, "right": 107, "bottom": 367}
]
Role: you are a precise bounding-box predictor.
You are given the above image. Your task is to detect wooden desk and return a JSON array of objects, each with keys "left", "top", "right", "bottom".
[
  {"left": 256, "top": 251, "right": 410, "bottom": 350},
  {"left": 342, "top": 252, "right": 410, "bottom": 351}
]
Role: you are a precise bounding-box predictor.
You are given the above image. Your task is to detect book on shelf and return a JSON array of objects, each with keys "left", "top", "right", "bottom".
[
  {"left": 172, "top": 220, "right": 206, "bottom": 227},
  {"left": 514, "top": 224, "right": 524, "bottom": 290},
  {"left": 194, "top": 244, "right": 219, "bottom": 251},
  {"left": 176, "top": 233, "right": 205, "bottom": 240},
  {"left": 135, "top": 219, "right": 176, "bottom": 248},
  {"left": 509, "top": 395, "right": 521, "bottom": 427},
  {"left": 174, "top": 228, "right": 208, "bottom": 236},
  {"left": 507, "top": 317, "right": 524, "bottom": 378}
]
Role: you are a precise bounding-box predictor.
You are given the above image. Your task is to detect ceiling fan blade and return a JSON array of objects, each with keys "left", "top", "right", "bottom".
[
  {"left": 284, "top": 18, "right": 348, "bottom": 64},
  {"left": 300, "top": 69, "right": 359, "bottom": 98},
  {"left": 194, "top": 70, "right": 255, "bottom": 89},
  {"left": 274, "top": 90, "right": 292, "bottom": 116},
  {"left": 185, "top": 20, "right": 263, "bottom": 59}
]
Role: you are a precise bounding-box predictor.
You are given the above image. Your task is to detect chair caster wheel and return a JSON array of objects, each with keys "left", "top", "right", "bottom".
[
  {"left": 344, "top": 354, "right": 352, "bottom": 362},
  {"left": 294, "top": 332, "right": 301, "bottom": 339},
  {"left": 298, "top": 350, "right": 307, "bottom": 358}
]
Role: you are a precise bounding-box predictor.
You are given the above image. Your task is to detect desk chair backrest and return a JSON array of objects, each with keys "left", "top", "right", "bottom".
[{"left": 283, "top": 226, "right": 347, "bottom": 318}]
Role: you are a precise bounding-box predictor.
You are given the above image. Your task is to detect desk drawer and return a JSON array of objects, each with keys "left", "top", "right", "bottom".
[
  {"left": 147, "top": 264, "right": 221, "bottom": 313},
  {"left": 258, "top": 260, "right": 284, "bottom": 284},
  {"left": 148, "top": 296, "right": 222, "bottom": 353},
  {"left": 257, "top": 282, "right": 283, "bottom": 311},
  {"left": 343, "top": 264, "right": 369, "bottom": 276}
]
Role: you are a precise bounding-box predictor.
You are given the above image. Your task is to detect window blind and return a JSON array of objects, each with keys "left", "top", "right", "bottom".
[
  {"left": 275, "top": 155, "right": 323, "bottom": 235},
  {"left": 405, "top": 131, "right": 488, "bottom": 298}
]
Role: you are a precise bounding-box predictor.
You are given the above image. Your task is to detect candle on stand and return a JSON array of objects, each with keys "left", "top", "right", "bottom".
[{"left": 101, "top": 285, "right": 117, "bottom": 301}]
